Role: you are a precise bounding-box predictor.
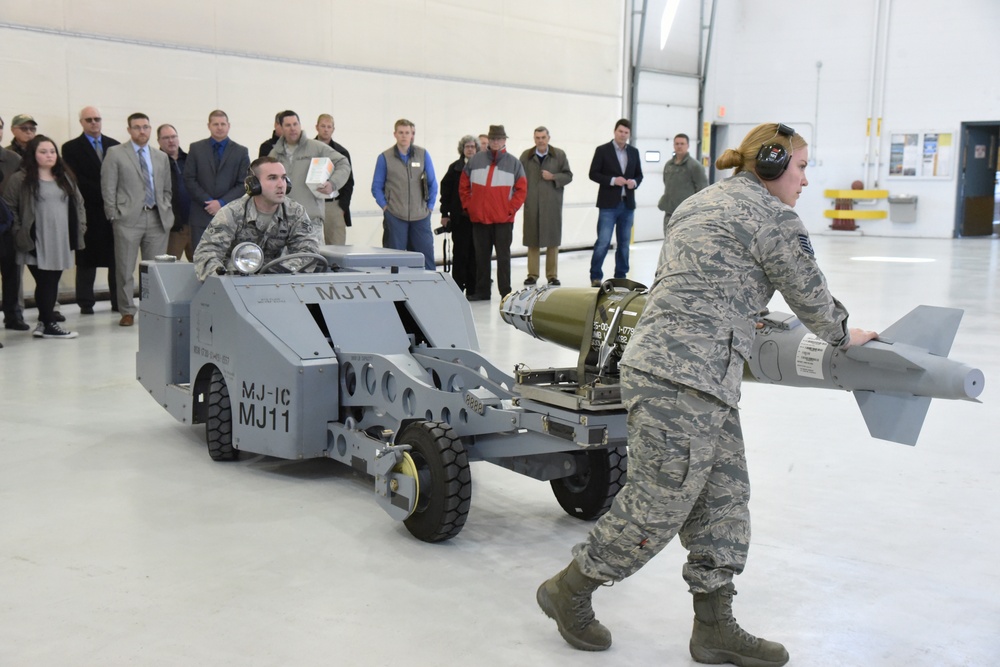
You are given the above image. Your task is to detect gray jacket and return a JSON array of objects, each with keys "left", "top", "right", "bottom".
[
  {"left": 269, "top": 137, "right": 350, "bottom": 223},
  {"left": 657, "top": 154, "right": 708, "bottom": 218}
]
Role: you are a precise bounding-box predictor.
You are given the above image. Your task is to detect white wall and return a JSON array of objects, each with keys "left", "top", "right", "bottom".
[
  {"left": 699, "top": 0, "right": 1000, "bottom": 238},
  {"left": 0, "top": 0, "right": 634, "bottom": 287}
]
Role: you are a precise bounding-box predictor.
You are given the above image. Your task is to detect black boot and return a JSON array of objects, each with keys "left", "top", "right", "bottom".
[
  {"left": 536, "top": 561, "right": 612, "bottom": 651},
  {"left": 690, "top": 584, "right": 789, "bottom": 666}
]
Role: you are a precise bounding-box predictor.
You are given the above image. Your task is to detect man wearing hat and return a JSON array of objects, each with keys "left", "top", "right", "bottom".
[
  {"left": 8, "top": 114, "right": 37, "bottom": 157},
  {"left": 459, "top": 124, "right": 527, "bottom": 301}
]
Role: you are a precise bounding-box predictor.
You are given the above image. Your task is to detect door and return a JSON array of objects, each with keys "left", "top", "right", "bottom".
[{"left": 955, "top": 122, "right": 999, "bottom": 237}]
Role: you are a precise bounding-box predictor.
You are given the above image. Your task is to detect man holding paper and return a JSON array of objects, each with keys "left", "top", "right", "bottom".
[{"left": 269, "top": 110, "right": 351, "bottom": 242}]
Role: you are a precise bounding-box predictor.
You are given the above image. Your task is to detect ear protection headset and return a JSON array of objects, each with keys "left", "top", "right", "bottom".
[
  {"left": 754, "top": 123, "right": 796, "bottom": 181},
  {"left": 245, "top": 167, "right": 292, "bottom": 196}
]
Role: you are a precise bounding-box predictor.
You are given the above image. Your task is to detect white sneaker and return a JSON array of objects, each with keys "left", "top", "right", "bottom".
[
  {"left": 32, "top": 322, "right": 45, "bottom": 338},
  {"left": 41, "top": 323, "right": 78, "bottom": 339}
]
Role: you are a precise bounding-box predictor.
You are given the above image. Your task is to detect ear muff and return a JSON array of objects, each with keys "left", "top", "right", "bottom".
[
  {"left": 755, "top": 123, "right": 796, "bottom": 181},
  {"left": 244, "top": 172, "right": 262, "bottom": 196},
  {"left": 244, "top": 170, "right": 292, "bottom": 196}
]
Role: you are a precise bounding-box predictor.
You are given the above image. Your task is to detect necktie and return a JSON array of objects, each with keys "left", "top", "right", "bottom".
[
  {"left": 94, "top": 138, "right": 103, "bottom": 162},
  {"left": 139, "top": 148, "right": 155, "bottom": 207}
]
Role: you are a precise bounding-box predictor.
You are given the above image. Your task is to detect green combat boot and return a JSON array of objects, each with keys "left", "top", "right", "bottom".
[
  {"left": 690, "top": 584, "right": 789, "bottom": 666},
  {"left": 536, "top": 561, "right": 612, "bottom": 651}
]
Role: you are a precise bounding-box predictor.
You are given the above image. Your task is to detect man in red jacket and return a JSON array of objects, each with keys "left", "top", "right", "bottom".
[{"left": 459, "top": 124, "right": 527, "bottom": 301}]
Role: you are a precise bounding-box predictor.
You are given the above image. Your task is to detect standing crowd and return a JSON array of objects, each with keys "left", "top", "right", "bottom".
[{"left": 0, "top": 109, "right": 684, "bottom": 345}]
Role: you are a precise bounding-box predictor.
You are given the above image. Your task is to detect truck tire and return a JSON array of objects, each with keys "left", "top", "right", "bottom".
[
  {"left": 399, "top": 421, "right": 471, "bottom": 542},
  {"left": 207, "top": 368, "right": 237, "bottom": 461},
  {"left": 551, "top": 446, "right": 627, "bottom": 520}
]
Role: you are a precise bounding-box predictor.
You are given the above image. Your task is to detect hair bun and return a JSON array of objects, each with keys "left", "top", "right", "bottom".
[{"left": 715, "top": 148, "right": 745, "bottom": 171}]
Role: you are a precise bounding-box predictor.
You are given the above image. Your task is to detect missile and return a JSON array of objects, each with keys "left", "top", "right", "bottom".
[{"left": 500, "top": 281, "right": 985, "bottom": 446}]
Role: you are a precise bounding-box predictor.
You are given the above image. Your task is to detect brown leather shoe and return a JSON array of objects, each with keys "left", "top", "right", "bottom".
[{"left": 119, "top": 314, "right": 134, "bottom": 327}]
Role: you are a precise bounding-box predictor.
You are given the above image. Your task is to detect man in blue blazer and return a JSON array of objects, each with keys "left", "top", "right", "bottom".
[
  {"left": 183, "top": 110, "right": 251, "bottom": 251},
  {"left": 588, "top": 118, "right": 643, "bottom": 285}
]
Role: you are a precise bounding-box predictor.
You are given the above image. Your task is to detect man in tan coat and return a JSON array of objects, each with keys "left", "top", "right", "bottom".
[{"left": 519, "top": 126, "right": 572, "bottom": 286}]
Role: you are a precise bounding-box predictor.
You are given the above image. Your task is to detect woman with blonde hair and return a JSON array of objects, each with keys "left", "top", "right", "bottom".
[
  {"left": 537, "top": 123, "right": 878, "bottom": 666},
  {"left": 2, "top": 135, "right": 86, "bottom": 339}
]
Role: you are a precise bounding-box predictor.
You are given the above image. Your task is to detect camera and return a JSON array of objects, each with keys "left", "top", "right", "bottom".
[{"left": 433, "top": 225, "right": 449, "bottom": 235}]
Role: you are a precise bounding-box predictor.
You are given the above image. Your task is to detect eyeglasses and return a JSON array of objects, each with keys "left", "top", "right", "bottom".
[
  {"left": 83, "top": 117, "right": 102, "bottom": 123},
  {"left": 15, "top": 126, "right": 37, "bottom": 132}
]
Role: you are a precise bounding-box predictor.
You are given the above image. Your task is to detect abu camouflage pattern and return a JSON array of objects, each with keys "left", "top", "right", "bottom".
[
  {"left": 192, "top": 195, "right": 319, "bottom": 280},
  {"left": 630, "top": 170, "right": 849, "bottom": 409},
  {"left": 573, "top": 170, "right": 849, "bottom": 589},
  {"left": 574, "top": 366, "right": 749, "bottom": 592}
]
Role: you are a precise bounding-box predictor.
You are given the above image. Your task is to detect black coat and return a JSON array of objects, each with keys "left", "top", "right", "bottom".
[
  {"left": 62, "top": 133, "right": 120, "bottom": 267},
  {"left": 588, "top": 140, "right": 643, "bottom": 210},
  {"left": 439, "top": 157, "right": 470, "bottom": 227}
]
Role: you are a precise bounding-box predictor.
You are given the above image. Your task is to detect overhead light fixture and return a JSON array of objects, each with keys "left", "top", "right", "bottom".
[{"left": 660, "top": 0, "right": 681, "bottom": 50}]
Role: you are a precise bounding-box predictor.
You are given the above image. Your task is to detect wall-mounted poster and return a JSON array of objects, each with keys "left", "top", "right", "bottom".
[{"left": 888, "top": 131, "right": 953, "bottom": 178}]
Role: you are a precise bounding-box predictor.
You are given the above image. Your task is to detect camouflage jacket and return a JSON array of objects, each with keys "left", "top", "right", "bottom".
[
  {"left": 193, "top": 195, "right": 318, "bottom": 280},
  {"left": 621, "top": 170, "right": 849, "bottom": 408}
]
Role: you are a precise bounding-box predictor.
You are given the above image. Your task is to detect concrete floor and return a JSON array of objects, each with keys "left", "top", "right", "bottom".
[{"left": 1, "top": 236, "right": 997, "bottom": 666}]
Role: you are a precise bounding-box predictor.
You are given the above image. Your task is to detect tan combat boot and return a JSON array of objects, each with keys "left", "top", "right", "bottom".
[
  {"left": 536, "top": 561, "right": 612, "bottom": 651},
  {"left": 690, "top": 584, "right": 789, "bottom": 666}
]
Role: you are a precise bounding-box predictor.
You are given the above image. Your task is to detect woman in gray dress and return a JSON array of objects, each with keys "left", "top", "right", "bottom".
[{"left": 1, "top": 135, "right": 86, "bottom": 339}]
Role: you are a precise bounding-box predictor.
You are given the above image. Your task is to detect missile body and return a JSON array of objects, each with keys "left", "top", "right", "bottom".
[{"left": 500, "top": 282, "right": 985, "bottom": 445}]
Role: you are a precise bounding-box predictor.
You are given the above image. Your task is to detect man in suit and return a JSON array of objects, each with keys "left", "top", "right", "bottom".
[
  {"left": 101, "top": 112, "right": 173, "bottom": 327},
  {"left": 315, "top": 114, "right": 355, "bottom": 245},
  {"left": 63, "top": 106, "right": 121, "bottom": 314},
  {"left": 183, "top": 110, "right": 251, "bottom": 251},
  {"left": 588, "top": 118, "right": 643, "bottom": 286}
]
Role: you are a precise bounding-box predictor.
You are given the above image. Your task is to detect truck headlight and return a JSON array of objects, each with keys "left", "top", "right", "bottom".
[{"left": 231, "top": 242, "right": 264, "bottom": 274}]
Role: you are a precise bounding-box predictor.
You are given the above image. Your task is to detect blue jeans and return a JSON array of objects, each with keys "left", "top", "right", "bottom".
[
  {"left": 383, "top": 211, "right": 435, "bottom": 271},
  {"left": 590, "top": 201, "right": 634, "bottom": 281}
]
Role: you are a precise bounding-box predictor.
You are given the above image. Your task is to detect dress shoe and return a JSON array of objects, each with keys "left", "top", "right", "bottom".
[
  {"left": 119, "top": 314, "right": 135, "bottom": 327},
  {"left": 466, "top": 293, "right": 490, "bottom": 302},
  {"left": 80, "top": 306, "right": 95, "bottom": 315},
  {"left": 548, "top": 278, "right": 561, "bottom": 286},
  {"left": 52, "top": 311, "right": 66, "bottom": 323},
  {"left": 5, "top": 319, "right": 30, "bottom": 331},
  {"left": 524, "top": 276, "right": 537, "bottom": 286}
]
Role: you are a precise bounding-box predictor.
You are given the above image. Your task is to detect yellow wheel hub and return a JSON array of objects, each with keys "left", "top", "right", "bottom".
[{"left": 393, "top": 451, "right": 420, "bottom": 517}]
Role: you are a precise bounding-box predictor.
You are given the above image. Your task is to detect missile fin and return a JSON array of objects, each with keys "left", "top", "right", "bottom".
[
  {"left": 853, "top": 390, "right": 931, "bottom": 446},
  {"left": 844, "top": 341, "right": 926, "bottom": 371},
  {"left": 878, "top": 305, "right": 963, "bottom": 356}
]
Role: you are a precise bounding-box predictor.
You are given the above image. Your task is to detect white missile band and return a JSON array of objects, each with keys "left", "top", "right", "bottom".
[{"left": 796, "top": 334, "right": 828, "bottom": 379}]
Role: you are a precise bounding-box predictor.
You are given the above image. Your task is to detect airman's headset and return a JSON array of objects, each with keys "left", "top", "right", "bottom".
[
  {"left": 244, "top": 163, "right": 292, "bottom": 196},
  {"left": 754, "top": 123, "right": 796, "bottom": 181}
]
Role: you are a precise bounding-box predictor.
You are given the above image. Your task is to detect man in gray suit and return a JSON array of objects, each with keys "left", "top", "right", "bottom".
[
  {"left": 183, "top": 109, "right": 251, "bottom": 251},
  {"left": 101, "top": 112, "right": 173, "bottom": 327}
]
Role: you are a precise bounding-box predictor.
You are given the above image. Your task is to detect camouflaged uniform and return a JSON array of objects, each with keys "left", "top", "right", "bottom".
[
  {"left": 193, "top": 195, "right": 317, "bottom": 281},
  {"left": 574, "top": 170, "right": 850, "bottom": 594}
]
